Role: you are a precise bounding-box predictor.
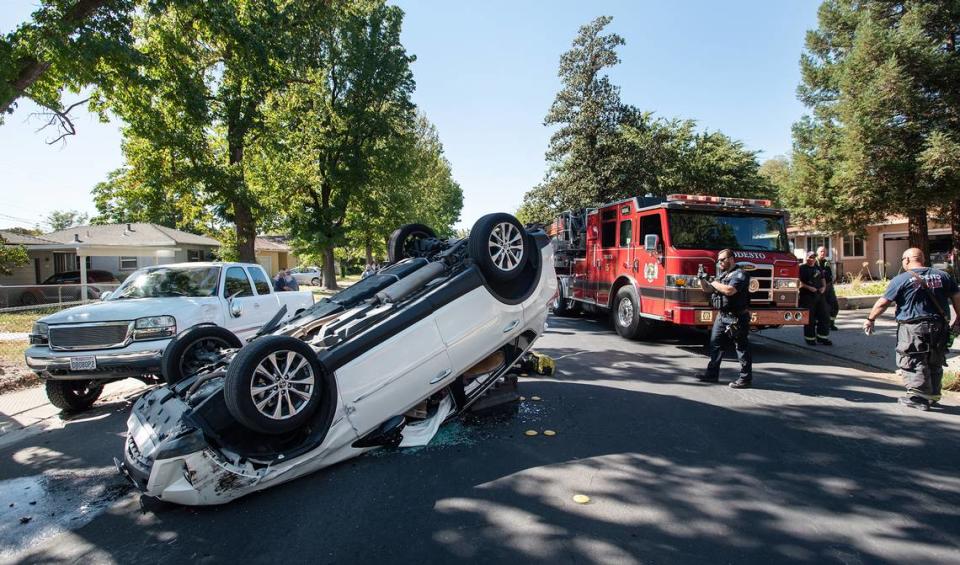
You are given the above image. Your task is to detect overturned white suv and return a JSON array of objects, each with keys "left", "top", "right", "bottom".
[{"left": 119, "top": 213, "right": 557, "bottom": 505}]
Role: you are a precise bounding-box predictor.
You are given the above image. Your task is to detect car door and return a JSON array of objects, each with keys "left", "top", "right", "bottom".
[
  {"left": 338, "top": 313, "right": 453, "bottom": 435},
  {"left": 434, "top": 284, "right": 523, "bottom": 375},
  {"left": 222, "top": 266, "right": 272, "bottom": 340}
]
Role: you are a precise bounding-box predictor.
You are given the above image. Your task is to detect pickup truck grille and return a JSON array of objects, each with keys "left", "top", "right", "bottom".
[{"left": 49, "top": 322, "right": 132, "bottom": 351}]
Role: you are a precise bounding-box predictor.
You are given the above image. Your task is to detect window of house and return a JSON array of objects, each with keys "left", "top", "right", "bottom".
[
  {"left": 843, "top": 234, "right": 865, "bottom": 257},
  {"left": 601, "top": 221, "right": 617, "bottom": 248},
  {"left": 119, "top": 256, "right": 138, "bottom": 270},
  {"left": 789, "top": 237, "right": 797, "bottom": 252},
  {"left": 808, "top": 236, "right": 831, "bottom": 257},
  {"left": 73, "top": 256, "right": 92, "bottom": 270},
  {"left": 223, "top": 267, "right": 253, "bottom": 297},
  {"left": 619, "top": 220, "right": 633, "bottom": 247},
  {"left": 187, "top": 249, "right": 203, "bottom": 262}
]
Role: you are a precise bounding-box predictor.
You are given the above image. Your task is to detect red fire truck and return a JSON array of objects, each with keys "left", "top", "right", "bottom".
[{"left": 548, "top": 193, "right": 806, "bottom": 339}]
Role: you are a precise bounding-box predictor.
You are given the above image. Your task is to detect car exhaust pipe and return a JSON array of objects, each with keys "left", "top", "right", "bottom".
[{"left": 375, "top": 261, "right": 446, "bottom": 304}]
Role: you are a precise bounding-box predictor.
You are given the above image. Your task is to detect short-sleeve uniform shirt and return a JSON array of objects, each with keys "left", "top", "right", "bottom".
[
  {"left": 720, "top": 268, "right": 751, "bottom": 312},
  {"left": 883, "top": 267, "right": 958, "bottom": 322}
]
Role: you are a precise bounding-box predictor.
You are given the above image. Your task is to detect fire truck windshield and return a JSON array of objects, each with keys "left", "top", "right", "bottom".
[{"left": 667, "top": 211, "right": 789, "bottom": 252}]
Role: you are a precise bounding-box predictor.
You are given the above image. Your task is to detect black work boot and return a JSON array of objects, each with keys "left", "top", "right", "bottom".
[
  {"left": 898, "top": 396, "right": 930, "bottom": 411},
  {"left": 816, "top": 338, "right": 833, "bottom": 346},
  {"left": 830, "top": 323, "right": 839, "bottom": 331},
  {"left": 695, "top": 374, "right": 719, "bottom": 384},
  {"left": 728, "top": 378, "right": 752, "bottom": 389}
]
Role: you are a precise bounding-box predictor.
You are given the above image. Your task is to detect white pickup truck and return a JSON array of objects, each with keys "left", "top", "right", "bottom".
[{"left": 25, "top": 262, "right": 314, "bottom": 411}]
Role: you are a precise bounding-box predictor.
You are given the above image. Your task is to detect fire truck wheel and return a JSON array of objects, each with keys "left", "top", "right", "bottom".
[
  {"left": 469, "top": 213, "right": 528, "bottom": 282},
  {"left": 613, "top": 286, "right": 652, "bottom": 340},
  {"left": 552, "top": 282, "right": 579, "bottom": 317}
]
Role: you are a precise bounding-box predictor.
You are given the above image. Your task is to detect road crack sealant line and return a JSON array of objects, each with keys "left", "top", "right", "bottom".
[{"left": 753, "top": 333, "right": 890, "bottom": 374}]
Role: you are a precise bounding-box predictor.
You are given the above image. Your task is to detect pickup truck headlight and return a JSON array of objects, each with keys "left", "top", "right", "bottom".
[
  {"left": 133, "top": 316, "right": 176, "bottom": 340},
  {"left": 774, "top": 278, "right": 799, "bottom": 289},
  {"left": 30, "top": 322, "right": 48, "bottom": 345},
  {"left": 666, "top": 275, "right": 700, "bottom": 288}
]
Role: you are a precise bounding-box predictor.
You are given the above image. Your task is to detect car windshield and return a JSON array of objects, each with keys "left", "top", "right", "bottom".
[
  {"left": 112, "top": 266, "right": 221, "bottom": 299},
  {"left": 667, "top": 211, "right": 789, "bottom": 252}
]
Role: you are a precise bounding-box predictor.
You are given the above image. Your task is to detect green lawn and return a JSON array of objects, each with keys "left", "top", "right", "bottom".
[
  {"left": 0, "top": 308, "right": 53, "bottom": 334},
  {"left": 309, "top": 274, "right": 362, "bottom": 299},
  {"left": 834, "top": 280, "right": 889, "bottom": 298}
]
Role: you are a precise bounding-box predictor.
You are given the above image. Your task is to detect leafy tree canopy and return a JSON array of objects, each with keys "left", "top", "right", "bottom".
[{"left": 45, "top": 209, "right": 89, "bottom": 231}]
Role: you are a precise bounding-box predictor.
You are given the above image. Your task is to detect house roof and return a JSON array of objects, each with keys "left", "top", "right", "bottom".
[
  {"left": 254, "top": 237, "right": 291, "bottom": 252},
  {"left": 0, "top": 230, "right": 59, "bottom": 246},
  {"left": 43, "top": 223, "right": 220, "bottom": 247}
]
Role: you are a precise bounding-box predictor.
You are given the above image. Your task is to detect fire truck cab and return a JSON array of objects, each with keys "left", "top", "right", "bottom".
[{"left": 549, "top": 194, "right": 806, "bottom": 339}]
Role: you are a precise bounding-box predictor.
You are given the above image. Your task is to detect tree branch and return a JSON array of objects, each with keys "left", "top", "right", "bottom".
[{"left": 32, "top": 97, "right": 90, "bottom": 144}]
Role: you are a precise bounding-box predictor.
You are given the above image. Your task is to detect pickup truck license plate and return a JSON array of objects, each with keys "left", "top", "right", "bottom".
[{"left": 69, "top": 356, "right": 97, "bottom": 371}]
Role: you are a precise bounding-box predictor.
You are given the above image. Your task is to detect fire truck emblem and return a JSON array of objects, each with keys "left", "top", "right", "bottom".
[
  {"left": 748, "top": 278, "right": 760, "bottom": 293},
  {"left": 644, "top": 262, "right": 658, "bottom": 282}
]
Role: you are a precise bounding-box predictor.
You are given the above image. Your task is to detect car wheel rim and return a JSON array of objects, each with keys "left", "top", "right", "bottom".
[
  {"left": 488, "top": 222, "right": 524, "bottom": 272},
  {"left": 618, "top": 297, "right": 634, "bottom": 327},
  {"left": 180, "top": 337, "right": 231, "bottom": 376},
  {"left": 250, "top": 350, "right": 315, "bottom": 420}
]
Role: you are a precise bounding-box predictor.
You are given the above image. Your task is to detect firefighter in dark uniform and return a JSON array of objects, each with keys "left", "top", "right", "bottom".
[
  {"left": 817, "top": 246, "right": 840, "bottom": 330},
  {"left": 695, "top": 249, "right": 753, "bottom": 389},
  {"left": 863, "top": 248, "right": 960, "bottom": 411},
  {"left": 799, "top": 251, "right": 832, "bottom": 345}
]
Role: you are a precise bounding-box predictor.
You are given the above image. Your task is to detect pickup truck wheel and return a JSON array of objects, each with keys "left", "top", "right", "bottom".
[
  {"left": 224, "top": 336, "right": 324, "bottom": 435},
  {"left": 469, "top": 213, "right": 528, "bottom": 282},
  {"left": 388, "top": 224, "right": 437, "bottom": 262},
  {"left": 45, "top": 380, "right": 104, "bottom": 412},
  {"left": 613, "top": 286, "right": 653, "bottom": 340},
  {"left": 162, "top": 326, "right": 242, "bottom": 385}
]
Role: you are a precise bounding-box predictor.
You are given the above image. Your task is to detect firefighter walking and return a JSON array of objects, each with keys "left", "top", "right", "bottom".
[
  {"left": 799, "top": 251, "right": 832, "bottom": 345},
  {"left": 696, "top": 249, "right": 753, "bottom": 389},
  {"left": 863, "top": 248, "right": 960, "bottom": 411},
  {"left": 817, "top": 246, "right": 840, "bottom": 331}
]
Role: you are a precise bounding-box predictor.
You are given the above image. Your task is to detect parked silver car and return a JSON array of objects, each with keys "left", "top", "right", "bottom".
[{"left": 288, "top": 267, "right": 323, "bottom": 286}]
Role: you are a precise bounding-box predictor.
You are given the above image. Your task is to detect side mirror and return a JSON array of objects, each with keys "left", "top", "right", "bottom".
[
  {"left": 644, "top": 234, "right": 659, "bottom": 252},
  {"left": 228, "top": 291, "right": 243, "bottom": 318},
  {"left": 99, "top": 291, "right": 112, "bottom": 301}
]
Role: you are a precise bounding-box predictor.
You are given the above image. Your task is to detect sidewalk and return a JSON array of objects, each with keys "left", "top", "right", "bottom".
[
  {"left": 0, "top": 379, "right": 145, "bottom": 449},
  {"left": 758, "top": 308, "right": 960, "bottom": 374}
]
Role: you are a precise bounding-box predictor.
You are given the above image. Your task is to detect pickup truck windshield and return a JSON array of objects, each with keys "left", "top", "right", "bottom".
[
  {"left": 667, "top": 211, "right": 789, "bottom": 252},
  {"left": 112, "top": 266, "right": 222, "bottom": 299}
]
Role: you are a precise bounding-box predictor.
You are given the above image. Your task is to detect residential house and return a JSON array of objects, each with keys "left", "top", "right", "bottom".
[
  {"left": 788, "top": 215, "right": 953, "bottom": 280},
  {"left": 255, "top": 236, "right": 298, "bottom": 277}
]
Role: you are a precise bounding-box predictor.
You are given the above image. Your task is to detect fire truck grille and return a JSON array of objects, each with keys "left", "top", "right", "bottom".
[
  {"left": 49, "top": 322, "right": 132, "bottom": 351},
  {"left": 748, "top": 265, "right": 773, "bottom": 303}
]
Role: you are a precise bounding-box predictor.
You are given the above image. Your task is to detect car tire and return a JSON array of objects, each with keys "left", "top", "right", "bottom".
[
  {"left": 45, "top": 380, "right": 104, "bottom": 412},
  {"left": 469, "top": 213, "right": 529, "bottom": 282},
  {"left": 387, "top": 223, "right": 437, "bottom": 263},
  {"left": 224, "top": 335, "right": 325, "bottom": 435},
  {"left": 310, "top": 277, "right": 321, "bottom": 286},
  {"left": 613, "top": 286, "right": 653, "bottom": 340},
  {"left": 19, "top": 292, "right": 39, "bottom": 306},
  {"left": 552, "top": 280, "right": 580, "bottom": 317},
  {"left": 161, "top": 326, "right": 242, "bottom": 385}
]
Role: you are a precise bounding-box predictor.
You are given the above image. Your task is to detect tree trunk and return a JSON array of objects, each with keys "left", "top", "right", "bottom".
[
  {"left": 322, "top": 245, "right": 339, "bottom": 291},
  {"left": 907, "top": 208, "right": 930, "bottom": 265},
  {"left": 234, "top": 202, "right": 257, "bottom": 263},
  {"left": 0, "top": 0, "right": 110, "bottom": 114},
  {"left": 365, "top": 241, "right": 373, "bottom": 266},
  {"left": 951, "top": 200, "right": 960, "bottom": 275}
]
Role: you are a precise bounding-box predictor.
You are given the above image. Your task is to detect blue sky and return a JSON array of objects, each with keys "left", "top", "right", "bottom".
[{"left": 0, "top": 0, "right": 820, "bottom": 231}]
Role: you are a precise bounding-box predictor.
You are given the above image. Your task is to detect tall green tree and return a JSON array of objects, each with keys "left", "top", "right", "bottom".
[
  {"left": 0, "top": 0, "right": 136, "bottom": 138},
  {"left": 250, "top": 2, "right": 416, "bottom": 289},
  {"left": 541, "top": 16, "right": 627, "bottom": 210},
  {"left": 45, "top": 209, "right": 89, "bottom": 231},
  {"left": 90, "top": 0, "right": 336, "bottom": 262},
  {"left": 785, "top": 1, "right": 960, "bottom": 259}
]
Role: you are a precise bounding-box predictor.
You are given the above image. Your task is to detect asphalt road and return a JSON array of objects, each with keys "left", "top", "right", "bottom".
[{"left": 2, "top": 315, "right": 960, "bottom": 564}]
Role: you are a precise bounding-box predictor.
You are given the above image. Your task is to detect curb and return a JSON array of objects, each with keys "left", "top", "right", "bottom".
[{"left": 753, "top": 332, "right": 890, "bottom": 374}]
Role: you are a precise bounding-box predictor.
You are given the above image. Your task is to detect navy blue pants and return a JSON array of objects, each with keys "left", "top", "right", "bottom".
[{"left": 706, "top": 312, "right": 752, "bottom": 381}]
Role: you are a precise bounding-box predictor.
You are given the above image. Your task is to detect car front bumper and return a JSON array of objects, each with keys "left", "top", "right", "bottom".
[{"left": 25, "top": 339, "right": 169, "bottom": 379}]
